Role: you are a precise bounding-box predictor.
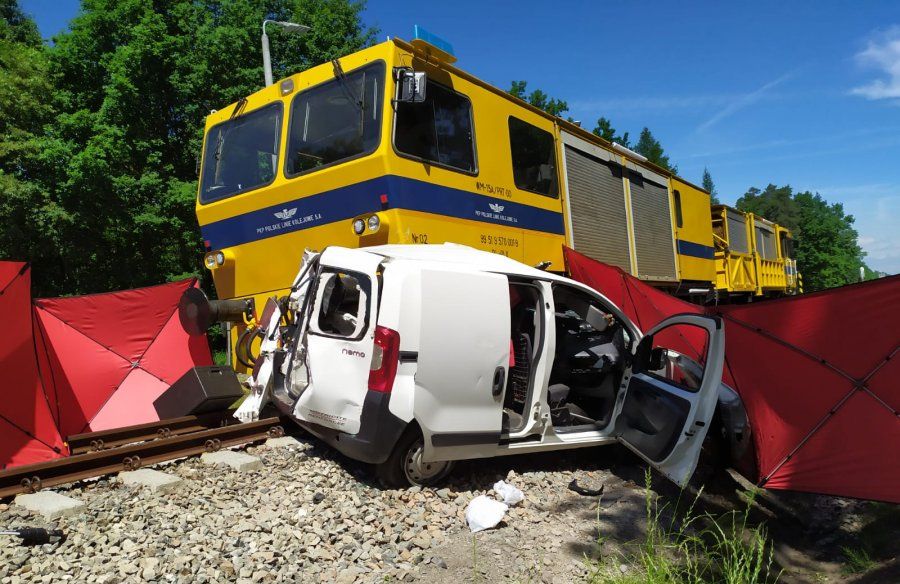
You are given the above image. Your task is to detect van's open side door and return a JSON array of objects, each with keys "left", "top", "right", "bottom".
[
  {"left": 612, "top": 314, "right": 725, "bottom": 486},
  {"left": 415, "top": 269, "right": 510, "bottom": 462}
]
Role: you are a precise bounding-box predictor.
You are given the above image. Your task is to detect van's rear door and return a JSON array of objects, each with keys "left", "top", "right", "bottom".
[
  {"left": 613, "top": 314, "right": 725, "bottom": 486},
  {"left": 292, "top": 247, "right": 383, "bottom": 435},
  {"left": 415, "top": 268, "right": 510, "bottom": 461}
]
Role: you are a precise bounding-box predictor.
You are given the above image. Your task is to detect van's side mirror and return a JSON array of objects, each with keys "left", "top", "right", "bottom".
[
  {"left": 648, "top": 347, "right": 668, "bottom": 371},
  {"left": 395, "top": 68, "right": 426, "bottom": 103},
  {"left": 633, "top": 336, "right": 668, "bottom": 373}
]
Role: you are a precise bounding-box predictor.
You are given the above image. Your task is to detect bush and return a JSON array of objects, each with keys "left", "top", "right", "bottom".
[{"left": 586, "top": 470, "right": 780, "bottom": 584}]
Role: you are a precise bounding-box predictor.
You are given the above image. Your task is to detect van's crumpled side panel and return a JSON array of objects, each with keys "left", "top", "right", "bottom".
[
  {"left": 292, "top": 336, "right": 371, "bottom": 434},
  {"left": 289, "top": 248, "right": 384, "bottom": 435}
]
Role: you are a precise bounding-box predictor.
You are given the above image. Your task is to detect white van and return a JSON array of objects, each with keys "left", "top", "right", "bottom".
[{"left": 239, "top": 244, "right": 734, "bottom": 488}]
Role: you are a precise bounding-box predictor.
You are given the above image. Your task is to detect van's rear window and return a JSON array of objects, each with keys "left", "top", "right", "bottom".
[{"left": 199, "top": 103, "right": 282, "bottom": 203}]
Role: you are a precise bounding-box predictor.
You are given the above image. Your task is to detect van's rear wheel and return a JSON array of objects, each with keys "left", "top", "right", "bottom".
[{"left": 376, "top": 427, "right": 454, "bottom": 488}]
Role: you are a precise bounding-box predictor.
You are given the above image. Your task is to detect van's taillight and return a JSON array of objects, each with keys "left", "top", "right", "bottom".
[{"left": 368, "top": 326, "right": 400, "bottom": 393}]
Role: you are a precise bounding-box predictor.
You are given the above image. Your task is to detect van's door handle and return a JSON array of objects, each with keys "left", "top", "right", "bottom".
[{"left": 492, "top": 367, "right": 505, "bottom": 398}]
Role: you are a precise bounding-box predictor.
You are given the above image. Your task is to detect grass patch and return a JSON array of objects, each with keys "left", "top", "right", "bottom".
[
  {"left": 586, "top": 470, "right": 780, "bottom": 584},
  {"left": 840, "top": 546, "right": 875, "bottom": 575}
]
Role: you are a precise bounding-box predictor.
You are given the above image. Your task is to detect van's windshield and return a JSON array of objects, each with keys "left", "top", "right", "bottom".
[{"left": 286, "top": 62, "right": 385, "bottom": 176}]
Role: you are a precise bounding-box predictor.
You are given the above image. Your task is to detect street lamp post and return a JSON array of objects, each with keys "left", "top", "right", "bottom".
[{"left": 262, "top": 19, "right": 310, "bottom": 87}]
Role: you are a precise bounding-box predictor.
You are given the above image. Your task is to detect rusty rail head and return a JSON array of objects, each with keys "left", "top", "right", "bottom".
[
  {"left": 66, "top": 412, "right": 233, "bottom": 455},
  {"left": 0, "top": 417, "right": 288, "bottom": 499}
]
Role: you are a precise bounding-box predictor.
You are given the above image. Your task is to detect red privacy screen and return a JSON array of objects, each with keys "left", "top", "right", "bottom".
[
  {"left": 0, "top": 262, "right": 66, "bottom": 468},
  {"left": 1, "top": 265, "right": 212, "bottom": 470},
  {"left": 564, "top": 247, "right": 899, "bottom": 503},
  {"left": 33, "top": 278, "right": 213, "bottom": 437}
]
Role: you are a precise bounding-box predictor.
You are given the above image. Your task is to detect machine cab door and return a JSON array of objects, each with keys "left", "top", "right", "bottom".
[
  {"left": 415, "top": 268, "right": 511, "bottom": 462},
  {"left": 292, "top": 247, "right": 383, "bottom": 435},
  {"left": 612, "top": 314, "right": 725, "bottom": 486}
]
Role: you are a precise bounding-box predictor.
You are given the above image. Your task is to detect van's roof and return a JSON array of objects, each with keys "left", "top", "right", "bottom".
[{"left": 361, "top": 243, "right": 569, "bottom": 281}]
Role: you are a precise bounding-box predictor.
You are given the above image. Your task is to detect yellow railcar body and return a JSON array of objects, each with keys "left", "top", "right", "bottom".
[
  {"left": 670, "top": 179, "right": 715, "bottom": 285},
  {"left": 196, "top": 40, "right": 574, "bottom": 316},
  {"left": 749, "top": 214, "right": 788, "bottom": 294},
  {"left": 195, "top": 35, "right": 798, "bottom": 366},
  {"left": 711, "top": 205, "right": 797, "bottom": 298}
]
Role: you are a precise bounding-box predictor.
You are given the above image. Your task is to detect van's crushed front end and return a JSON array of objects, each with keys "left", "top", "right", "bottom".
[{"left": 234, "top": 247, "right": 408, "bottom": 464}]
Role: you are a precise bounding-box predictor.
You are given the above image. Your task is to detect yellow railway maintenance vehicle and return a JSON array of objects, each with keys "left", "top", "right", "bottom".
[
  {"left": 711, "top": 205, "right": 801, "bottom": 300},
  {"left": 193, "top": 28, "right": 797, "bottom": 358}
]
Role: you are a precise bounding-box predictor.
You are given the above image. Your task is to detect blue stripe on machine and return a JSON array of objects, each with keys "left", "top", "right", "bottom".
[
  {"left": 676, "top": 239, "right": 715, "bottom": 260},
  {"left": 200, "top": 175, "right": 566, "bottom": 250}
]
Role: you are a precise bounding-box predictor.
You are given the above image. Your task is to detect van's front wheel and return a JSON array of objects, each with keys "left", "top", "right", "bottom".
[{"left": 376, "top": 427, "right": 454, "bottom": 488}]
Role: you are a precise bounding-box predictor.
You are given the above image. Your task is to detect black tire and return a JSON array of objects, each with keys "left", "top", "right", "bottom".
[{"left": 375, "top": 426, "right": 454, "bottom": 488}]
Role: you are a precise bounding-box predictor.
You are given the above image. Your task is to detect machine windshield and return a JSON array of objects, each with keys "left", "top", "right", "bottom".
[
  {"left": 199, "top": 103, "right": 283, "bottom": 203},
  {"left": 285, "top": 62, "right": 385, "bottom": 176}
]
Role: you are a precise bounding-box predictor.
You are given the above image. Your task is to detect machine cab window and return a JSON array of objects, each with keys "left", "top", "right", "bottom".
[
  {"left": 285, "top": 61, "right": 385, "bottom": 176},
  {"left": 508, "top": 117, "right": 558, "bottom": 198},
  {"left": 199, "top": 103, "right": 282, "bottom": 203},
  {"left": 394, "top": 78, "right": 476, "bottom": 173}
]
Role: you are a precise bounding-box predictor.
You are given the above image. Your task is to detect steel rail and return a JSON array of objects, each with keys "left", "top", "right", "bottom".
[
  {"left": 0, "top": 417, "right": 287, "bottom": 499},
  {"left": 66, "top": 413, "right": 233, "bottom": 455}
]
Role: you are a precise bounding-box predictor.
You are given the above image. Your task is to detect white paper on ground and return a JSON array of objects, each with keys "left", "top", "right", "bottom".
[
  {"left": 465, "top": 495, "right": 509, "bottom": 533},
  {"left": 493, "top": 480, "right": 525, "bottom": 506}
]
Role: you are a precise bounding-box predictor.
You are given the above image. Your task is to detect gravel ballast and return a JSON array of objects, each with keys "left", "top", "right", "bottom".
[{"left": 0, "top": 433, "right": 887, "bottom": 583}]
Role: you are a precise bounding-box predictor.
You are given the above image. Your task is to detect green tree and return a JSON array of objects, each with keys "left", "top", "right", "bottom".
[
  {"left": 735, "top": 184, "right": 800, "bottom": 231},
  {"left": 737, "top": 184, "right": 866, "bottom": 291},
  {"left": 592, "top": 116, "right": 630, "bottom": 148},
  {"left": 0, "top": 0, "right": 40, "bottom": 44},
  {"left": 0, "top": 3, "right": 66, "bottom": 290},
  {"left": 633, "top": 127, "right": 677, "bottom": 173},
  {"left": 701, "top": 167, "right": 720, "bottom": 204},
  {"left": 507, "top": 80, "right": 568, "bottom": 117},
  {"left": 3, "top": 0, "right": 374, "bottom": 296}
]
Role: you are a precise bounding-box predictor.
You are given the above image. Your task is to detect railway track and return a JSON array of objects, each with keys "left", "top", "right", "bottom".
[
  {"left": 66, "top": 412, "right": 233, "bottom": 455},
  {"left": 0, "top": 415, "right": 288, "bottom": 499}
]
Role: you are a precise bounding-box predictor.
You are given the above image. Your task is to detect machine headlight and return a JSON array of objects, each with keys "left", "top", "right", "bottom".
[
  {"left": 352, "top": 218, "right": 366, "bottom": 235},
  {"left": 204, "top": 251, "right": 225, "bottom": 270},
  {"left": 367, "top": 214, "right": 380, "bottom": 232}
]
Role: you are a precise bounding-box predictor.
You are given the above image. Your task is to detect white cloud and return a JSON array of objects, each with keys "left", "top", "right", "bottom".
[
  {"left": 851, "top": 25, "right": 900, "bottom": 101},
  {"left": 695, "top": 73, "right": 793, "bottom": 133},
  {"left": 805, "top": 183, "right": 900, "bottom": 275}
]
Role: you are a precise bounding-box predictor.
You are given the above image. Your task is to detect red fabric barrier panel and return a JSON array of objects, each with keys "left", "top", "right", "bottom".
[
  {"left": 0, "top": 262, "right": 66, "bottom": 469},
  {"left": 34, "top": 279, "right": 213, "bottom": 436},
  {"left": 564, "top": 247, "right": 900, "bottom": 503},
  {"left": 710, "top": 277, "right": 900, "bottom": 502}
]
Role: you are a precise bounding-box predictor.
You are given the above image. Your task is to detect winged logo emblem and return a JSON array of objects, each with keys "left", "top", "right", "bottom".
[
  {"left": 274, "top": 207, "right": 298, "bottom": 220},
  {"left": 488, "top": 203, "right": 505, "bottom": 213}
]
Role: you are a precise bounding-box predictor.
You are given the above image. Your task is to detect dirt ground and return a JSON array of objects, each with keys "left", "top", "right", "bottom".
[{"left": 414, "top": 445, "right": 900, "bottom": 584}]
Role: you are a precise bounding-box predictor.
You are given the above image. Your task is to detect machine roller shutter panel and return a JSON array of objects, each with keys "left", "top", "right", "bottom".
[
  {"left": 727, "top": 210, "right": 749, "bottom": 254},
  {"left": 564, "top": 146, "right": 631, "bottom": 272},
  {"left": 629, "top": 172, "right": 678, "bottom": 281}
]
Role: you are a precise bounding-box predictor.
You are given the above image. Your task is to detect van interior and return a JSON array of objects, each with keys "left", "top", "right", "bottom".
[
  {"left": 548, "top": 285, "right": 630, "bottom": 431},
  {"left": 501, "top": 281, "right": 631, "bottom": 435}
]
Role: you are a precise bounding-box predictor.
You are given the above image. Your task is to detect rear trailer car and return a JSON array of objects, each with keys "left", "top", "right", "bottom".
[{"left": 237, "top": 244, "right": 736, "bottom": 488}]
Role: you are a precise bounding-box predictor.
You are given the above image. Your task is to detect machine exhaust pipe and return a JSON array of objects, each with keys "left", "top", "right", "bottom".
[{"left": 178, "top": 288, "right": 253, "bottom": 336}]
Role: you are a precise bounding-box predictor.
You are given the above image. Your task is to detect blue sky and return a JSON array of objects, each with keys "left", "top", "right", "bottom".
[{"left": 22, "top": 0, "right": 900, "bottom": 273}]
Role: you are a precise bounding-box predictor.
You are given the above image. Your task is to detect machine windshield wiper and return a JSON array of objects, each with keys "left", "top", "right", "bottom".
[
  {"left": 331, "top": 59, "right": 364, "bottom": 113},
  {"left": 212, "top": 97, "right": 249, "bottom": 164}
]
